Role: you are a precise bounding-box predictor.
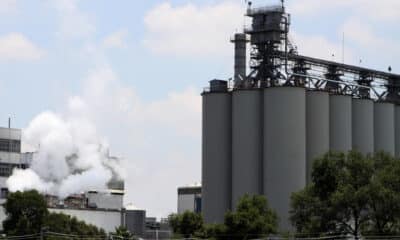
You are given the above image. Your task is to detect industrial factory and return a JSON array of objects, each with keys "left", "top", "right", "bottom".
[
  {"left": 0, "top": 124, "right": 157, "bottom": 236},
  {"left": 202, "top": 2, "right": 400, "bottom": 231}
]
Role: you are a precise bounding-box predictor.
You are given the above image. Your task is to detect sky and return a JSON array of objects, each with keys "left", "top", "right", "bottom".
[{"left": 0, "top": 0, "right": 399, "bottom": 218}]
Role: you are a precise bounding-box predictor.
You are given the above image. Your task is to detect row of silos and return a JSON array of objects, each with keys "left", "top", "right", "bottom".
[{"left": 202, "top": 82, "right": 400, "bottom": 230}]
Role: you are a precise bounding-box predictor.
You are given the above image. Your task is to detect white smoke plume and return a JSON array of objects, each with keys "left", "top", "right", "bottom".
[{"left": 7, "top": 111, "right": 123, "bottom": 198}]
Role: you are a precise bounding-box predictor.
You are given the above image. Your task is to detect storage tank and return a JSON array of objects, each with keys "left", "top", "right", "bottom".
[
  {"left": 125, "top": 209, "right": 146, "bottom": 237},
  {"left": 232, "top": 89, "right": 263, "bottom": 208},
  {"left": 263, "top": 87, "right": 306, "bottom": 230},
  {"left": 329, "top": 95, "right": 352, "bottom": 152},
  {"left": 396, "top": 105, "right": 400, "bottom": 158},
  {"left": 306, "top": 90, "right": 329, "bottom": 184},
  {"left": 202, "top": 80, "right": 232, "bottom": 224},
  {"left": 352, "top": 98, "right": 374, "bottom": 155},
  {"left": 374, "top": 101, "right": 395, "bottom": 155}
]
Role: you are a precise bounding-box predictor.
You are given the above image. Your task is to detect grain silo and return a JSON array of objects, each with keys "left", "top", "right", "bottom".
[
  {"left": 201, "top": 1, "right": 400, "bottom": 231},
  {"left": 202, "top": 80, "right": 232, "bottom": 224}
]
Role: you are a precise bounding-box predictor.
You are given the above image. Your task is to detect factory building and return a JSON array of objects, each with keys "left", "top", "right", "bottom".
[
  {"left": 0, "top": 125, "right": 143, "bottom": 234},
  {"left": 202, "top": 2, "right": 400, "bottom": 231},
  {"left": 177, "top": 185, "right": 202, "bottom": 214},
  {"left": 0, "top": 126, "right": 30, "bottom": 202}
]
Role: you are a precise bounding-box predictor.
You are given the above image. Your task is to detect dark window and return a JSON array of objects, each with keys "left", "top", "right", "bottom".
[
  {"left": 0, "top": 139, "right": 21, "bottom": 153},
  {"left": 1, "top": 188, "right": 8, "bottom": 199},
  {"left": 0, "top": 163, "right": 21, "bottom": 177}
]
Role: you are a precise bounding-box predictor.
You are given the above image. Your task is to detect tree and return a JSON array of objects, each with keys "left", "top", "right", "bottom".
[
  {"left": 3, "top": 190, "right": 49, "bottom": 235},
  {"left": 290, "top": 151, "right": 400, "bottom": 238},
  {"left": 112, "top": 226, "right": 137, "bottom": 240},
  {"left": 45, "top": 212, "right": 106, "bottom": 237},
  {"left": 3, "top": 190, "right": 106, "bottom": 238},
  {"left": 168, "top": 211, "right": 203, "bottom": 238},
  {"left": 170, "top": 195, "right": 277, "bottom": 240},
  {"left": 365, "top": 152, "right": 400, "bottom": 235},
  {"left": 223, "top": 195, "right": 278, "bottom": 240}
]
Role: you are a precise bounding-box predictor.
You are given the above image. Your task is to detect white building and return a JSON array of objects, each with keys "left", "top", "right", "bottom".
[
  {"left": 177, "top": 184, "right": 202, "bottom": 214},
  {"left": 0, "top": 127, "right": 27, "bottom": 203}
]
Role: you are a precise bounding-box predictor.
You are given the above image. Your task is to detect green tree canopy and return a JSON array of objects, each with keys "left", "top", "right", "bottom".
[
  {"left": 45, "top": 212, "right": 106, "bottom": 237},
  {"left": 3, "top": 190, "right": 48, "bottom": 235},
  {"left": 112, "top": 226, "right": 136, "bottom": 240},
  {"left": 3, "top": 190, "right": 106, "bottom": 238},
  {"left": 168, "top": 211, "right": 203, "bottom": 238},
  {"left": 223, "top": 195, "right": 278, "bottom": 240},
  {"left": 170, "top": 195, "right": 277, "bottom": 240},
  {"left": 290, "top": 151, "right": 400, "bottom": 238}
]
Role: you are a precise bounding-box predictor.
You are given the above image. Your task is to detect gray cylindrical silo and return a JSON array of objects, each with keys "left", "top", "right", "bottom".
[
  {"left": 306, "top": 90, "right": 329, "bottom": 184},
  {"left": 232, "top": 89, "right": 262, "bottom": 208},
  {"left": 374, "top": 102, "right": 395, "bottom": 155},
  {"left": 396, "top": 105, "right": 400, "bottom": 158},
  {"left": 264, "top": 87, "right": 306, "bottom": 231},
  {"left": 352, "top": 98, "right": 374, "bottom": 155},
  {"left": 202, "top": 86, "right": 232, "bottom": 224},
  {"left": 330, "top": 95, "right": 352, "bottom": 152}
]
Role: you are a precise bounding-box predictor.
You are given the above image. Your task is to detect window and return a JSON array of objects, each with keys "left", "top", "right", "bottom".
[
  {"left": 1, "top": 188, "right": 8, "bottom": 199},
  {"left": 0, "top": 163, "right": 21, "bottom": 177},
  {"left": 0, "top": 139, "right": 21, "bottom": 153}
]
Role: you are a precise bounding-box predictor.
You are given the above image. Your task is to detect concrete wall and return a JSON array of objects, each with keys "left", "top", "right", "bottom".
[
  {"left": 374, "top": 102, "right": 395, "bottom": 155},
  {"left": 125, "top": 210, "right": 146, "bottom": 236},
  {"left": 0, "top": 152, "right": 21, "bottom": 164},
  {"left": 202, "top": 92, "right": 232, "bottom": 224},
  {"left": 396, "top": 105, "right": 400, "bottom": 158},
  {"left": 330, "top": 95, "right": 352, "bottom": 152},
  {"left": 306, "top": 91, "right": 329, "bottom": 184},
  {"left": 352, "top": 99, "right": 374, "bottom": 155},
  {"left": 232, "top": 90, "right": 262, "bottom": 208},
  {"left": 0, "top": 128, "right": 21, "bottom": 140},
  {"left": 178, "top": 194, "right": 195, "bottom": 214},
  {"left": 0, "top": 206, "right": 6, "bottom": 231},
  {"left": 263, "top": 87, "right": 306, "bottom": 230},
  {"left": 49, "top": 208, "right": 122, "bottom": 233}
]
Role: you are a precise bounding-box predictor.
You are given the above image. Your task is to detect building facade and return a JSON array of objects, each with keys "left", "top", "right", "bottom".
[{"left": 177, "top": 185, "right": 201, "bottom": 214}]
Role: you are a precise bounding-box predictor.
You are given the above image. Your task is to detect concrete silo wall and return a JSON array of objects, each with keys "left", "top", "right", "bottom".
[
  {"left": 306, "top": 91, "right": 329, "bottom": 184},
  {"left": 232, "top": 90, "right": 263, "bottom": 208},
  {"left": 330, "top": 95, "right": 352, "bottom": 152},
  {"left": 396, "top": 105, "right": 400, "bottom": 158},
  {"left": 352, "top": 99, "right": 374, "bottom": 155},
  {"left": 202, "top": 92, "right": 232, "bottom": 223},
  {"left": 374, "top": 102, "right": 395, "bottom": 155},
  {"left": 263, "top": 87, "right": 306, "bottom": 230}
]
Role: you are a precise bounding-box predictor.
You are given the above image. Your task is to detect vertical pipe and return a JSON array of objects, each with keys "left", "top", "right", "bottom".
[
  {"left": 202, "top": 83, "right": 232, "bottom": 224},
  {"left": 306, "top": 91, "right": 329, "bottom": 184},
  {"left": 231, "top": 33, "right": 248, "bottom": 86},
  {"left": 264, "top": 87, "right": 306, "bottom": 231},
  {"left": 232, "top": 89, "right": 262, "bottom": 208}
]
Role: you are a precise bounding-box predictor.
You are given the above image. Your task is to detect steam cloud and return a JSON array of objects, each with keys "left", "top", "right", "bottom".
[{"left": 6, "top": 111, "right": 124, "bottom": 198}]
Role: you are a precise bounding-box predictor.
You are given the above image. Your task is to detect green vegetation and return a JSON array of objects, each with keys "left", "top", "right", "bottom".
[
  {"left": 3, "top": 190, "right": 106, "bottom": 238},
  {"left": 290, "top": 151, "right": 400, "bottom": 239},
  {"left": 169, "top": 211, "right": 204, "bottom": 238},
  {"left": 169, "top": 195, "right": 278, "bottom": 239},
  {"left": 3, "top": 190, "right": 48, "bottom": 235},
  {"left": 112, "top": 226, "right": 137, "bottom": 240}
]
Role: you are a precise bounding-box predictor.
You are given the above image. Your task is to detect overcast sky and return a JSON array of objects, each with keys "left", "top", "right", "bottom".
[{"left": 1, "top": 0, "right": 399, "bottom": 218}]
